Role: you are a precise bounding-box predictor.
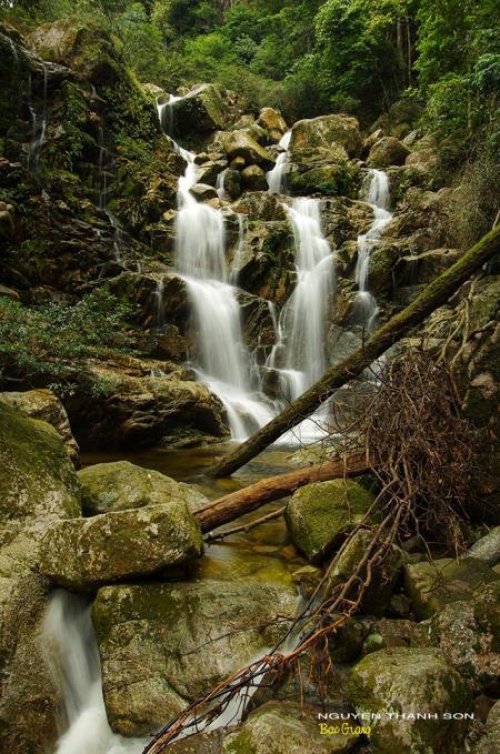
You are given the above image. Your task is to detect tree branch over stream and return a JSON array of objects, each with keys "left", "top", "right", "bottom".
[
  {"left": 211, "top": 225, "right": 500, "bottom": 478},
  {"left": 194, "top": 455, "right": 369, "bottom": 534}
]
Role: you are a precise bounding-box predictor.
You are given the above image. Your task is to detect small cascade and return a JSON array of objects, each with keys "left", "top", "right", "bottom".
[
  {"left": 353, "top": 169, "right": 392, "bottom": 330},
  {"left": 216, "top": 169, "right": 228, "bottom": 200},
  {"left": 43, "top": 590, "right": 146, "bottom": 754},
  {"left": 229, "top": 212, "right": 247, "bottom": 284},
  {"left": 28, "top": 64, "right": 48, "bottom": 171},
  {"left": 154, "top": 276, "right": 165, "bottom": 329},
  {"left": 269, "top": 198, "right": 336, "bottom": 443},
  {"left": 266, "top": 131, "right": 291, "bottom": 194}
]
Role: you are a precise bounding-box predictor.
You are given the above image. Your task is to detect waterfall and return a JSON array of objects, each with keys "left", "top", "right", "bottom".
[
  {"left": 269, "top": 198, "right": 336, "bottom": 443},
  {"left": 283, "top": 198, "right": 336, "bottom": 393},
  {"left": 160, "top": 112, "right": 276, "bottom": 440},
  {"left": 42, "top": 590, "right": 146, "bottom": 754},
  {"left": 353, "top": 169, "right": 392, "bottom": 330},
  {"left": 266, "top": 131, "right": 291, "bottom": 194},
  {"left": 28, "top": 64, "right": 48, "bottom": 171}
]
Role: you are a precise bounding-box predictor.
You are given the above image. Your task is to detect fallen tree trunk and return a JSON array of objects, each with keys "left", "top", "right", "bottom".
[
  {"left": 195, "top": 455, "right": 369, "bottom": 533},
  {"left": 212, "top": 225, "right": 500, "bottom": 478}
]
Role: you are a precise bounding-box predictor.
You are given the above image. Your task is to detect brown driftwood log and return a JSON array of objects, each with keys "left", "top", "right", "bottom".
[
  {"left": 194, "top": 455, "right": 369, "bottom": 533},
  {"left": 211, "top": 225, "right": 500, "bottom": 478}
]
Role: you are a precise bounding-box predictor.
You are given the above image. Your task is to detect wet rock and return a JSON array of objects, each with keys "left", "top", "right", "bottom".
[
  {"left": 285, "top": 480, "right": 375, "bottom": 564},
  {"left": 223, "top": 701, "right": 357, "bottom": 753},
  {"left": 0, "top": 403, "right": 81, "bottom": 752},
  {"left": 241, "top": 164, "right": 269, "bottom": 192},
  {"left": 411, "top": 596, "right": 500, "bottom": 694},
  {"left": 78, "top": 460, "right": 206, "bottom": 516},
  {"left": 65, "top": 372, "right": 229, "bottom": 451},
  {"left": 158, "top": 84, "right": 229, "bottom": 139},
  {"left": 393, "top": 247, "right": 461, "bottom": 288},
  {"left": 324, "top": 529, "right": 402, "bottom": 613},
  {"left": 92, "top": 569, "right": 299, "bottom": 735},
  {"left": 473, "top": 700, "right": 500, "bottom": 753},
  {"left": 469, "top": 527, "right": 500, "bottom": 566},
  {"left": 348, "top": 647, "right": 470, "bottom": 753},
  {"left": 404, "top": 557, "right": 500, "bottom": 620},
  {"left": 223, "top": 168, "right": 242, "bottom": 199},
  {"left": 257, "top": 107, "right": 288, "bottom": 143},
  {"left": 197, "top": 159, "right": 227, "bottom": 186},
  {"left": 368, "top": 137, "right": 410, "bottom": 168},
  {"left": 230, "top": 219, "right": 295, "bottom": 304},
  {"left": 288, "top": 162, "right": 360, "bottom": 198},
  {"left": 189, "top": 182, "right": 219, "bottom": 202},
  {"left": 290, "top": 114, "right": 362, "bottom": 160},
  {"left": 40, "top": 501, "right": 203, "bottom": 590},
  {"left": 0, "top": 389, "right": 80, "bottom": 466},
  {"left": 108, "top": 271, "right": 189, "bottom": 331},
  {"left": 222, "top": 130, "right": 275, "bottom": 171},
  {"left": 231, "top": 191, "right": 287, "bottom": 222}
]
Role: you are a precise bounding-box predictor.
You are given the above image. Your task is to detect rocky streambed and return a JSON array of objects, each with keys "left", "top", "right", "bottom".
[{"left": 1, "top": 392, "right": 500, "bottom": 754}]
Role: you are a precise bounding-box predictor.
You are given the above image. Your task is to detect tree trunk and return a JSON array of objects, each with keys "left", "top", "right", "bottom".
[
  {"left": 211, "top": 225, "right": 500, "bottom": 478},
  {"left": 195, "top": 456, "right": 369, "bottom": 533}
]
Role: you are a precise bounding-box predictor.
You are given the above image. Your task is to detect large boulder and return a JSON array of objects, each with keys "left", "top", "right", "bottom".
[
  {"left": 257, "top": 107, "right": 288, "bottom": 143},
  {"left": 285, "top": 480, "right": 375, "bottom": 563},
  {"left": 223, "top": 701, "right": 357, "bottom": 754},
  {"left": 166, "top": 84, "right": 230, "bottom": 139},
  {"left": 411, "top": 595, "right": 500, "bottom": 694},
  {"left": 0, "top": 389, "right": 80, "bottom": 466},
  {"left": 78, "top": 460, "right": 206, "bottom": 516},
  {"left": 65, "top": 371, "right": 229, "bottom": 450},
  {"left": 348, "top": 648, "right": 471, "bottom": 753},
  {"left": 290, "top": 115, "right": 363, "bottom": 160},
  {"left": 404, "top": 557, "right": 500, "bottom": 620},
  {"left": 40, "top": 502, "right": 203, "bottom": 591},
  {"left": 368, "top": 137, "right": 410, "bottom": 168},
  {"left": 92, "top": 565, "right": 299, "bottom": 735},
  {"left": 468, "top": 527, "right": 500, "bottom": 566},
  {"left": 229, "top": 219, "right": 295, "bottom": 304},
  {"left": 222, "top": 130, "right": 275, "bottom": 172},
  {"left": 0, "top": 403, "right": 81, "bottom": 752}
]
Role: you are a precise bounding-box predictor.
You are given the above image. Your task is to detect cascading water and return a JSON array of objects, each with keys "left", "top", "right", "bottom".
[
  {"left": 28, "top": 63, "right": 48, "bottom": 171},
  {"left": 42, "top": 590, "right": 146, "bottom": 754},
  {"left": 266, "top": 131, "right": 337, "bottom": 442},
  {"left": 157, "top": 99, "right": 276, "bottom": 440},
  {"left": 266, "top": 131, "right": 291, "bottom": 194},
  {"left": 353, "top": 169, "right": 392, "bottom": 330}
]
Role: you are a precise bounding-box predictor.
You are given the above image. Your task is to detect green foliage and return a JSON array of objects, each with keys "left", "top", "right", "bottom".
[{"left": 0, "top": 289, "right": 134, "bottom": 388}]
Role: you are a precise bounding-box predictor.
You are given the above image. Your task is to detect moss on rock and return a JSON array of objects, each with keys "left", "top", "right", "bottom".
[{"left": 285, "top": 479, "right": 375, "bottom": 563}]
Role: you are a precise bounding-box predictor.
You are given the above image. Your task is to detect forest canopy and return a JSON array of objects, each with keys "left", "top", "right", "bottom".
[{"left": 1, "top": 0, "right": 499, "bottom": 151}]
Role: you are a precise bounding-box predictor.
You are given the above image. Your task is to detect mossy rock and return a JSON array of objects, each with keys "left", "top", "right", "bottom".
[
  {"left": 404, "top": 557, "right": 500, "bottom": 620},
  {"left": 223, "top": 130, "right": 275, "bottom": 172},
  {"left": 40, "top": 501, "right": 204, "bottom": 590},
  {"left": 78, "top": 460, "right": 206, "bottom": 515},
  {"left": 223, "top": 701, "right": 357, "bottom": 754},
  {"left": 168, "top": 84, "right": 230, "bottom": 140},
  {"left": 368, "top": 137, "right": 410, "bottom": 169},
  {"left": 285, "top": 479, "right": 375, "bottom": 564},
  {"left": 0, "top": 402, "right": 81, "bottom": 524},
  {"left": 348, "top": 647, "right": 471, "bottom": 753},
  {"left": 288, "top": 162, "right": 360, "bottom": 199},
  {"left": 92, "top": 575, "right": 299, "bottom": 736},
  {"left": 290, "top": 114, "right": 362, "bottom": 160}
]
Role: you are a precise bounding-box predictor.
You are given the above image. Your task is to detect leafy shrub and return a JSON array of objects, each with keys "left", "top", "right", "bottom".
[{"left": 0, "top": 289, "right": 134, "bottom": 389}]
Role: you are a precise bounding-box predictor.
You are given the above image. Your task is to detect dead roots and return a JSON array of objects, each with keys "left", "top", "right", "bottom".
[{"left": 143, "top": 348, "right": 478, "bottom": 753}]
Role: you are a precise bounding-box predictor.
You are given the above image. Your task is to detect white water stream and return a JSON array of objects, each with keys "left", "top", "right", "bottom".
[
  {"left": 43, "top": 591, "right": 146, "bottom": 754},
  {"left": 353, "top": 169, "right": 392, "bottom": 330}
]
